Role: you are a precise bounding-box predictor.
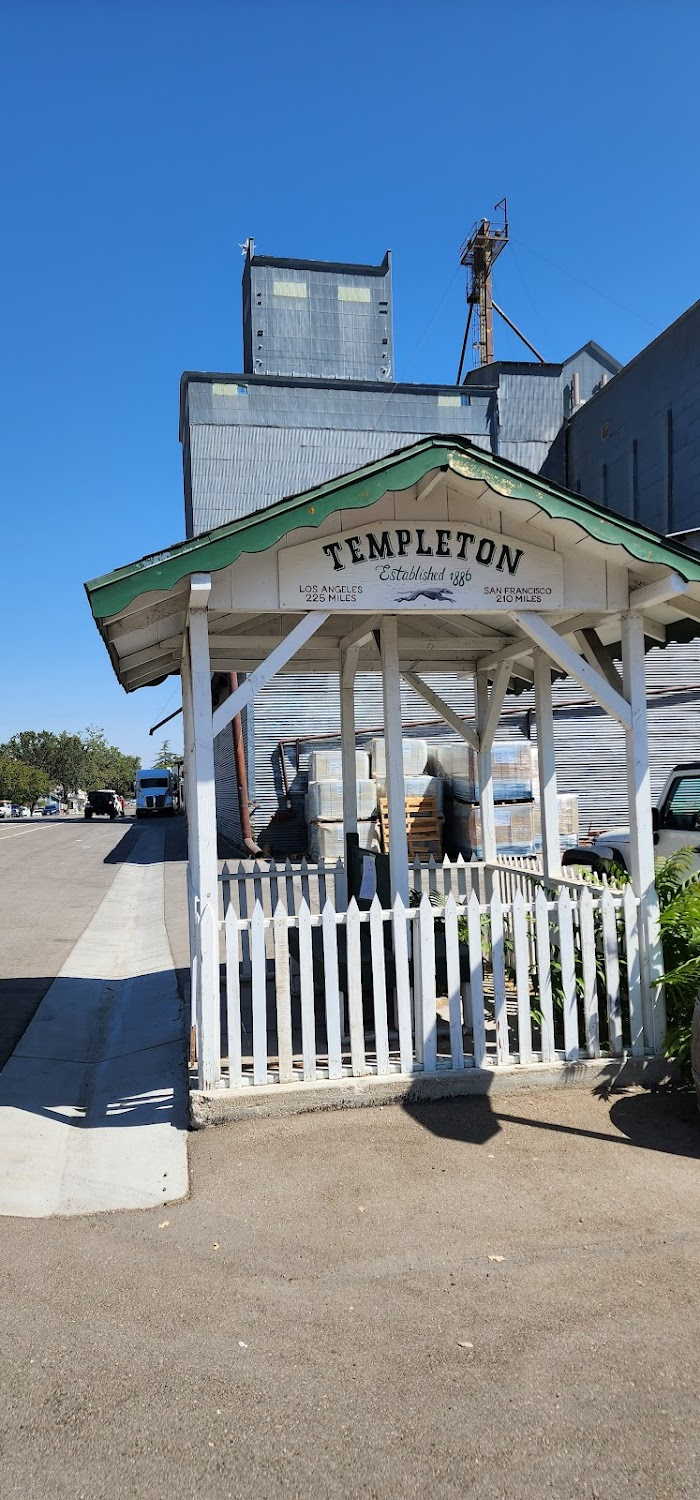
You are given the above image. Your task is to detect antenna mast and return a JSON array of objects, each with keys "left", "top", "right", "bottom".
[{"left": 456, "top": 200, "right": 545, "bottom": 381}]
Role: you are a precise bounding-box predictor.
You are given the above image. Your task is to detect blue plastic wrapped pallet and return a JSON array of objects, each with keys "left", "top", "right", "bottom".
[
  {"left": 430, "top": 739, "right": 533, "bottom": 803},
  {"left": 445, "top": 802, "right": 537, "bottom": 860}
]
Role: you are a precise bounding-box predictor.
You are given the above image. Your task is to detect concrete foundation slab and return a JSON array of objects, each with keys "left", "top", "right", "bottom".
[{"left": 191, "top": 1053, "right": 677, "bottom": 1128}]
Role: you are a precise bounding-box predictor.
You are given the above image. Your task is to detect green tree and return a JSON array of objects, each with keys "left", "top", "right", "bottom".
[
  {"left": 1, "top": 727, "right": 140, "bottom": 803},
  {"left": 81, "top": 726, "right": 139, "bottom": 796},
  {"left": 153, "top": 739, "right": 174, "bottom": 769},
  {"left": 0, "top": 756, "right": 50, "bottom": 809},
  {"left": 0, "top": 730, "right": 83, "bottom": 804}
]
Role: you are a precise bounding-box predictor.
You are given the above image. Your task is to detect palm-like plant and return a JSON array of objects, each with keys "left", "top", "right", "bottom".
[{"left": 653, "top": 849, "right": 700, "bottom": 1074}]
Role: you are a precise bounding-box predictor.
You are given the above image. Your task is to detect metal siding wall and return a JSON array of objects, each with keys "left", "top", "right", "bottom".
[
  {"left": 186, "top": 379, "right": 495, "bottom": 533},
  {"left": 213, "top": 641, "right": 700, "bottom": 857},
  {"left": 247, "top": 261, "right": 394, "bottom": 383},
  {"left": 568, "top": 301, "right": 700, "bottom": 533}
]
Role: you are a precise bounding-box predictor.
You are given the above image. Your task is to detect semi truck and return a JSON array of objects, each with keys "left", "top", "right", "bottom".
[{"left": 135, "top": 767, "right": 179, "bottom": 818}]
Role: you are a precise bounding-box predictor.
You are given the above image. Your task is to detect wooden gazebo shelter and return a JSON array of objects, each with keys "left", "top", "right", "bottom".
[{"left": 86, "top": 438, "right": 700, "bottom": 1096}]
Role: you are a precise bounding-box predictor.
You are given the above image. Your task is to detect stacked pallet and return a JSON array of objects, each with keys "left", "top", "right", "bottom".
[
  {"left": 370, "top": 738, "right": 445, "bottom": 858},
  {"left": 305, "top": 749, "right": 377, "bottom": 862}
]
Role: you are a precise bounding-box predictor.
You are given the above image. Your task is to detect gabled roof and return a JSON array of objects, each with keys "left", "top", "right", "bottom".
[{"left": 86, "top": 434, "right": 700, "bottom": 624}]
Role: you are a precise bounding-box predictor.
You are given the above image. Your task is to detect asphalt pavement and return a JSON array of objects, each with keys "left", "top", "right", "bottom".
[
  {"left": 1, "top": 816, "right": 699, "bottom": 1497},
  {"left": 0, "top": 1084, "right": 698, "bottom": 1498},
  {"left": 0, "top": 816, "right": 140, "bottom": 1069}
]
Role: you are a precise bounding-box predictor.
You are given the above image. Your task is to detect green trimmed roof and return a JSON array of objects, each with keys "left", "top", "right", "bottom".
[{"left": 85, "top": 436, "right": 700, "bottom": 622}]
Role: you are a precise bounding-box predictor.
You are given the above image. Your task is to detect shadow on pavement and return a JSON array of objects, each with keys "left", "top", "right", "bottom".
[
  {"left": 403, "top": 1080, "right": 700, "bottom": 1161},
  {"left": 0, "top": 971, "right": 189, "bottom": 1131},
  {"left": 99, "top": 818, "right": 186, "bottom": 865}
]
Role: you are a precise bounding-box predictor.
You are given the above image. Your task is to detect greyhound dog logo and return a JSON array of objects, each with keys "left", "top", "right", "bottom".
[{"left": 395, "top": 587, "right": 455, "bottom": 603}]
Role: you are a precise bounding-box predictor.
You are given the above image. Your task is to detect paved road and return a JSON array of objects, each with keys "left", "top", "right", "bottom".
[
  {"left": 0, "top": 817, "right": 141, "bottom": 1069},
  {"left": 0, "top": 1085, "right": 698, "bottom": 1498}
]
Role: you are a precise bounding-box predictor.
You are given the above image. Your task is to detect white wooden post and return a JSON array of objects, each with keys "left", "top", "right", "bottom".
[
  {"left": 381, "top": 615, "right": 409, "bottom": 903},
  {"left": 181, "top": 642, "right": 200, "bottom": 1064},
  {"left": 476, "top": 671, "right": 497, "bottom": 873},
  {"left": 188, "top": 578, "right": 221, "bottom": 1088},
  {"left": 340, "top": 644, "right": 359, "bottom": 838},
  {"left": 533, "top": 650, "right": 561, "bottom": 880},
  {"left": 621, "top": 610, "right": 665, "bottom": 1048}
]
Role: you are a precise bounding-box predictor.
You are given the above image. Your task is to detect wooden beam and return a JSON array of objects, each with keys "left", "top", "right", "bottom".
[
  {"left": 414, "top": 471, "right": 444, "bottom": 502},
  {"left": 479, "top": 661, "right": 512, "bottom": 752},
  {"left": 641, "top": 615, "right": 666, "bottom": 643},
  {"left": 106, "top": 591, "right": 189, "bottom": 638},
  {"left": 340, "top": 645, "right": 360, "bottom": 838},
  {"left": 123, "top": 657, "right": 180, "bottom": 691},
  {"left": 476, "top": 673, "right": 497, "bottom": 870},
  {"left": 575, "top": 628, "right": 624, "bottom": 696},
  {"left": 629, "top": 571, "right": 687, "bottom": 611},
  {"left": 480, "top": 612, "right": 605, "bottom": 673},
  {"left": 401, "top": 670, "right": 480, "bottom": 751},
  {"left": 621, "top": 610, "right": 665, "bottom": 1048},
  {"left": 206, "top": 632, "right": 490, "bottom": 656},
  {"left": 186, "top": 581, "right": 220, "bottom": 1089},
  {"left": 667, "top": 592, "right": 700, "bottom": 626},
  {"left": 211, "top": 611, "right": 330, "bottom": 738},
  {"left": 510, "top": 610, "right": 632, "bottom": 729},
  {"left": 533, "top": 651, "right": 561, "bottom": 879},
  {"left": 381, "top": 617, "right": 409, "bottom": 904},
  {"left": 338, "top": 614, "right": 382, "bottom": 652}
]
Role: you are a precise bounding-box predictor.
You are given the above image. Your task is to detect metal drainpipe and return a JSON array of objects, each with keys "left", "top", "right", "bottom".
[{"left": 229, "top": 672, "right": 262, "bottom": 856}]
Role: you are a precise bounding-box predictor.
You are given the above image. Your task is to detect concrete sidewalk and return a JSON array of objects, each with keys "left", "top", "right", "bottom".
[{"left": 0, "top": 825, "right": 189, "bottom": 1216}]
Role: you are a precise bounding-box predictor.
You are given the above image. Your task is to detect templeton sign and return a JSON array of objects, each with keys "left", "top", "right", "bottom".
[{"left": 278, "top": 521, "right": 565, "bottom": 610}]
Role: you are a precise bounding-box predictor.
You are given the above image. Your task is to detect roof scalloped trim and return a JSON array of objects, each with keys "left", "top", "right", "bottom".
[{"left": 85, "top": 436, "right": 700, "bottom": 623}]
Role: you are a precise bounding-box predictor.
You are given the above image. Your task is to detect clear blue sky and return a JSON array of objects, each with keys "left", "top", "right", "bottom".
[{"left": 1, "top": 0, "right": 698, "bottom": 762}]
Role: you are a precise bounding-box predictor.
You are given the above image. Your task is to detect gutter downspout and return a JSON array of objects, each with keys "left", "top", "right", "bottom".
[{"left": 229, "top": 671, "right": 262, "bottom": 856}]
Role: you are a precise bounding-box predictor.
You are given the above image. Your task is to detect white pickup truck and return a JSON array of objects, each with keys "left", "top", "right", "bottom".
[{"left": 563, "top": 762, "right": 700, "bottom": 876}]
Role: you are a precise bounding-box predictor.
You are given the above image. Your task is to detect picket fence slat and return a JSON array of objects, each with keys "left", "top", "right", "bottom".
[
  {"left": 579, "top": 886, "right": 600, "bottom": 1058},
  {"left": 535, "top": 888, "right": 556, "bottom": 1063},
  {"left": 392, "top": 896, "right": 413, "bottom": 1075},
  {"left": 251, "top": 903, "right": 268, "bottom": 1085},
  {"left": 490, "top": 890, "right": 509, "bottom": 1067},
  {"left": 601, "top": 888, "right": 623, "bottom": 1055},
  {"left": 558, "top": 888, "right": 579, "bottom": 1061},
  {"left": 467, "top": 891, "right": 487, "bottom": 1068},
  {"left": 370, "top": 897, "right": 390, "bottom": 1076},
  {"left": 273, "top": 903, "right": 293, "bottom": 1084},
  {"left": 418, "top": 896, "right": 437, "bottom": 1073},
  {"left": 322, "top": 902, "right": 343, "bottom": 1080},
  {"left": 346, "top": 900, "right": 367, "bottom": 1076},
  {"left": 624, "top": 884, "right": 644, "bottom": 1056},
  {"left": 444, "top": 894, "right": 464, "bottom": 1071},
  {"left": 512, "top": 890, "right": 532, "bottom": 1065},
  {"left": 225, "top": 905, "right": 243, "bottom": 1088},
  {"left": 298, "top": 901, "right": 316, "bottom": 1080}
]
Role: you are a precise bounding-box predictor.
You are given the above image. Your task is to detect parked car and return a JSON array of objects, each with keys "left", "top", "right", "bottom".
[
  {"left": 0, "top": 801, "right": 12, "bottom": 820},
  {"left": 563, "top": 761, "right": 700, "bottom": 876},
  {"left": 12, "top": 805, "right": 30, "bottom": 819},
  {"left": 84, "top": 789, "right": 122, "bottom": 820},
  {"left": 42, "top": 802, "right": 61, "bottom": 817}
]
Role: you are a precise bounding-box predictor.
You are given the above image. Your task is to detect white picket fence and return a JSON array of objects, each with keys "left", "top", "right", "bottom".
[
  {"left": 217, "top": 851, "right": 589, "bottom": 923},
  {"left": 195, "top": 879, "right": 652, "bottom": 1091}
]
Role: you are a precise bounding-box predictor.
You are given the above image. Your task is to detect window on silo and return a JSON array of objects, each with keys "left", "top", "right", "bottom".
[{"left": 272, "top": 281, "right": 308, "bottom": 298}]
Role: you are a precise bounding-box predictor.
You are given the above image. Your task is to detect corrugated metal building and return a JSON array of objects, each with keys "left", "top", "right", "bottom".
[
  {"left": 567, "top": 299, "right": 700, "bottom": 536},
  {"left": 179, "top": 244, "right": 700, "bottom": 852}
]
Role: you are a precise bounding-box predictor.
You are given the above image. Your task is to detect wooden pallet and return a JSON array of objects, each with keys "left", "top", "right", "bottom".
[{"left": 379, "top": 795, "right": 442, "bottom": 861}]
